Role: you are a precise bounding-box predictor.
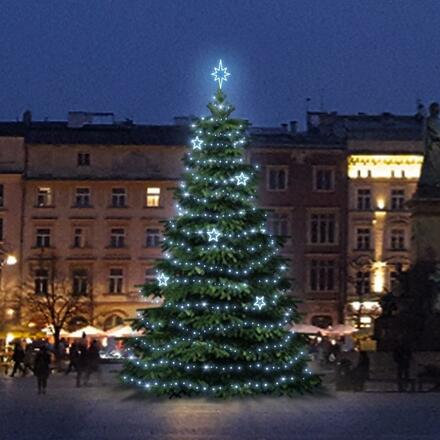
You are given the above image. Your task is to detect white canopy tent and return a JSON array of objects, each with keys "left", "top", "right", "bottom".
[{"left": 68, "top": 325, "right": 107, "bottom": 338}]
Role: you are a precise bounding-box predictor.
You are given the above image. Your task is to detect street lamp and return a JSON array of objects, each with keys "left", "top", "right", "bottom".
[{"left": 5, "top": 255, "right": 17, "bottom": 266}]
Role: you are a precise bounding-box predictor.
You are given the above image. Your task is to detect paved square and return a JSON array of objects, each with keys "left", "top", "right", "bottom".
[{"left": 1, "top": 371, "right": 439, "bottom": 440}]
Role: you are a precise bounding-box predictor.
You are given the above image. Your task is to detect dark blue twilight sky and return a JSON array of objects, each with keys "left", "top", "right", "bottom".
[{"left": 0, "top": 0, "right": 440, "bottom": 128}]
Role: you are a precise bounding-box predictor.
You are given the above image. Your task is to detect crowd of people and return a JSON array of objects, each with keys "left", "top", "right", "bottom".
[{"left": 2, "top": 335, "right": 103, "bottom": 394}]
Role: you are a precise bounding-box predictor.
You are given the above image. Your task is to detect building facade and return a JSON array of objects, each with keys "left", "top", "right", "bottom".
[{"left": 0, "top": 110, "right": 426, "bottom": 334}]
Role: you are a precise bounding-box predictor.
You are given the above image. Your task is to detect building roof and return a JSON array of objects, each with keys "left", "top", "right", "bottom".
[{"left": 307, "top": 111, "right": 423, "bottom": 141}]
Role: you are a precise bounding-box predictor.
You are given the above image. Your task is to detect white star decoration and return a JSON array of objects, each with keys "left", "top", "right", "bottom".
[
  {"left": 234, "top": 172, "right": 249, "bottom": 186},
  {"left": 192, "top": 136, "right": 203, "bottom": 150},
  {"left": 157, "top": 273, "right": 169, "bottom": 287},
  {"left": 207, "top": 228, "right": 221, "bottom": 242},
  {"left": 211, "top": 59, "right": 230, "bottom": 89},
  {"left": 254, "top": 296, "right": 266, "bottom": 310}
]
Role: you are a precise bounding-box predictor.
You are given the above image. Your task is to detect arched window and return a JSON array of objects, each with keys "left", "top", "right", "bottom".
[
  {"left": 67, "top": 316, "right": 88, "bottom": 332},
  {"left": 103, "top": 314, "right": 124, "bottom": 331}
]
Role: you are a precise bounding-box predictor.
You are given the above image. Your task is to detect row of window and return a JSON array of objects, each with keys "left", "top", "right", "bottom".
[
  {"left": 267, "top": 166, "right": 335, "bottom": 191},
  {"left": 356, "top": 188, "right": 406, "bottom": 210},
  {"left": 354, "top": 268, "right": 401, "bottom": 296},
  {"left": 309, "top": 261, "right": 403, "bottom": 293},
  {"left": 355, "top": 227, "right": 406, "bottom": 251},
  {"left": 35, "top": 227, "right": 161, "bottom": 249},
  {"left": 34, "top": 267, "right": 155, "bottom": 295},
  {"left": 35, "top": 186, "right": 161, "bottom": 208},
  {"left": 33, "top": 261, "right": 402, "bottom": 296}
]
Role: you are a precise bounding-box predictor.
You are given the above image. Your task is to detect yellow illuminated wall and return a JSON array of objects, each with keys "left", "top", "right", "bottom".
[{"left": 348, "top": 155, "right": 423, "bottom": 179}]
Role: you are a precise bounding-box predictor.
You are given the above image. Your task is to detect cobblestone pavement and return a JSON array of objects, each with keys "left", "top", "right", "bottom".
[{"left": 1, "top": 368, "right": 439, "bottom": 440}]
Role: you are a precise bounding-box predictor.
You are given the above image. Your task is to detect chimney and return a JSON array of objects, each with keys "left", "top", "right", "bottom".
[
  {"left": 289, "top": 121, "right": 298, "bottom": 133},
  {"left": 22, "top": 110, "right": 32, "bottom": 126},
  {"left": 280, "top": 123, "right": 288, "bottom": 132}
]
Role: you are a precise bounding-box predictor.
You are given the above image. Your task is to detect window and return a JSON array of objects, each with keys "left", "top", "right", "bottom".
[
  {"left": 72, "top": 269, "right": 88, "bottom": 295},
  {"left": 103, "top": 314, "right": 124, "bottom": 331},
  {"left": 314, "top": 167, "right": 335, "bottom": 191},
  {"left": 110, "top": 228, "right": 125, "bottom": 248},
  {"left": 77, "top": 153, "right": 90, "bottom": 167},
  {"left": 111, "top": 188, "right": 127, "bottom": 208},
  {"left": 267, "top": 167, "right": 287, "bottom": 191},
  {"left": 34, "top": 269, "right": 49, "bottom": 295},
  {"left": 146, "top": 187, "right": 160, "bottom": 207},
  {"left": 144, "top": 267, "right": 155, "bottom": 283},
  {"left": 357, "top": 188, "right": 371, "bottom": 210},
  {"left": 145, "top": 228, "right": 161, "bottom": 248},
  {"left": 267, "top": 213, "right": 288, "bottom": 237},
  {"left": 73, "top": 228, "right": 85, "bottom": 248},
  {"left": 355, "top": 271, "right": 370, "bottom": 296},
  {"left": 309, "top": 213, "right": 336, "bottom": 244},
  {"left": 37, "top": 187, "right": 53, "bottom": 207},
  {"left": 390, "top": 228, "right": 405, "bottom": 250},
  {"left": 391, "top": 189, "right": 405, "bottom": 211},
  {"left": 309, "top": 260, "right": 335, "bottom": 292},
  {"left": 0, "top": 218, "right": 3, "bottom": 241},
  {"left": 75, "top": 188, "right": 91, "bottom": 207},
  {"left": 109, "top": 268, "right": 124, "bottom": 294},
  {"left": 0, "top": 184, "right": 4, "bottom": 207},
  {"left": 356, "top": 227, "right": 371, "bottom": 250},
  {"left": 36, "top": 228, "right": 51, "bottom": 248}
]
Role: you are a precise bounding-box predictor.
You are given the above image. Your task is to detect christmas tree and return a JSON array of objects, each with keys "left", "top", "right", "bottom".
[{"left": 122, "top": 60, "right": 318, "bottom": 397}]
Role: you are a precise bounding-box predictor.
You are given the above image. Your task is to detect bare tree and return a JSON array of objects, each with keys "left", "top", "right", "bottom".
[{"left": 23, "top": 254, "right": 94, "bottom": 360}]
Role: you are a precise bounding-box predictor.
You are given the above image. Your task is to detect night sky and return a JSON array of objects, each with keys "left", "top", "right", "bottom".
[{"left": 1, "top": 0, "right": 440, "bottom": 128}]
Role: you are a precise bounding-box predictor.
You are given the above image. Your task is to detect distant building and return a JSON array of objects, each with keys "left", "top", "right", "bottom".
[
  {"left": 308, "top": 111, "right": 424, "bottom": 328},
  {"left": 0, "top": 109, "right": 426, "bottom": 333}
]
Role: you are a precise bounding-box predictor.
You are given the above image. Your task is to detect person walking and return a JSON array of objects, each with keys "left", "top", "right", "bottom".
[
  {"left": 10, "top": 342, "right": 25, "bottom": 377},
  {"left": 393, "top": 339, "right": 412, "bottom": 392},
  {"left": 76, "top": 341, "right": 88, "bottom": 388},
  {"left": 34, "top": 345, "right": 51, "bottom": 395},
  {"left": 84, "top": 339, "right": 102, "bottom": 386},
  {"left": 65, "top": 342, "right": 79, "bottom": 375}
]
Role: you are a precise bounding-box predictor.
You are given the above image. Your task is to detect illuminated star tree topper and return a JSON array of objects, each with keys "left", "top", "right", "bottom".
[{"left": 211, "top": 59, "right": 230, "bottom": 89}]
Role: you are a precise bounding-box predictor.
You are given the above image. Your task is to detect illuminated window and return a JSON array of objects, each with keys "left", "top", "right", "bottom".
[
  {"left": 357, "top": 188, "right": 371, "bottom": 210},
  {"left": 391, "top": 189, "right": 405, "bottom": 210},
  {"left": 111, "top": 188, "right": 127, "bottom": 208},
  {"left": 37, "top": 187, "right": 53, "bottom": 207},
  {"left": 356, "top": 227, "right": 371, "bottom": 250},
  {"left": 390, "top": 229, "right": 405, "bottom": 250},
  {"left": 34, "top": 269, "right": 49, "bottom": 295},
  {"left": 309, "top": 260, "right": 335, "bottom": 292},
  {"left": 267, "top": 212, "right": 289, "bottom": 237},
  {"left": 146, "top": 187, "right": 161, "bottom": 207},
  {"left": 355, "top": 271, "right": 370, "bottom": 295},
  {"left": 109, "top": 268, "right": 124, "bottom": 294},
  {"left": 110, "top": 228, "right": 125, "bottom": 248},
  {"left": 313, "top": 167, "right": 334, "bottom": 191},
  {"left": 309, "top": 213, "right": 336, "bottom": 244},
  {"left": 267, "top": 166, "right": 287, "bottom": 191}
]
